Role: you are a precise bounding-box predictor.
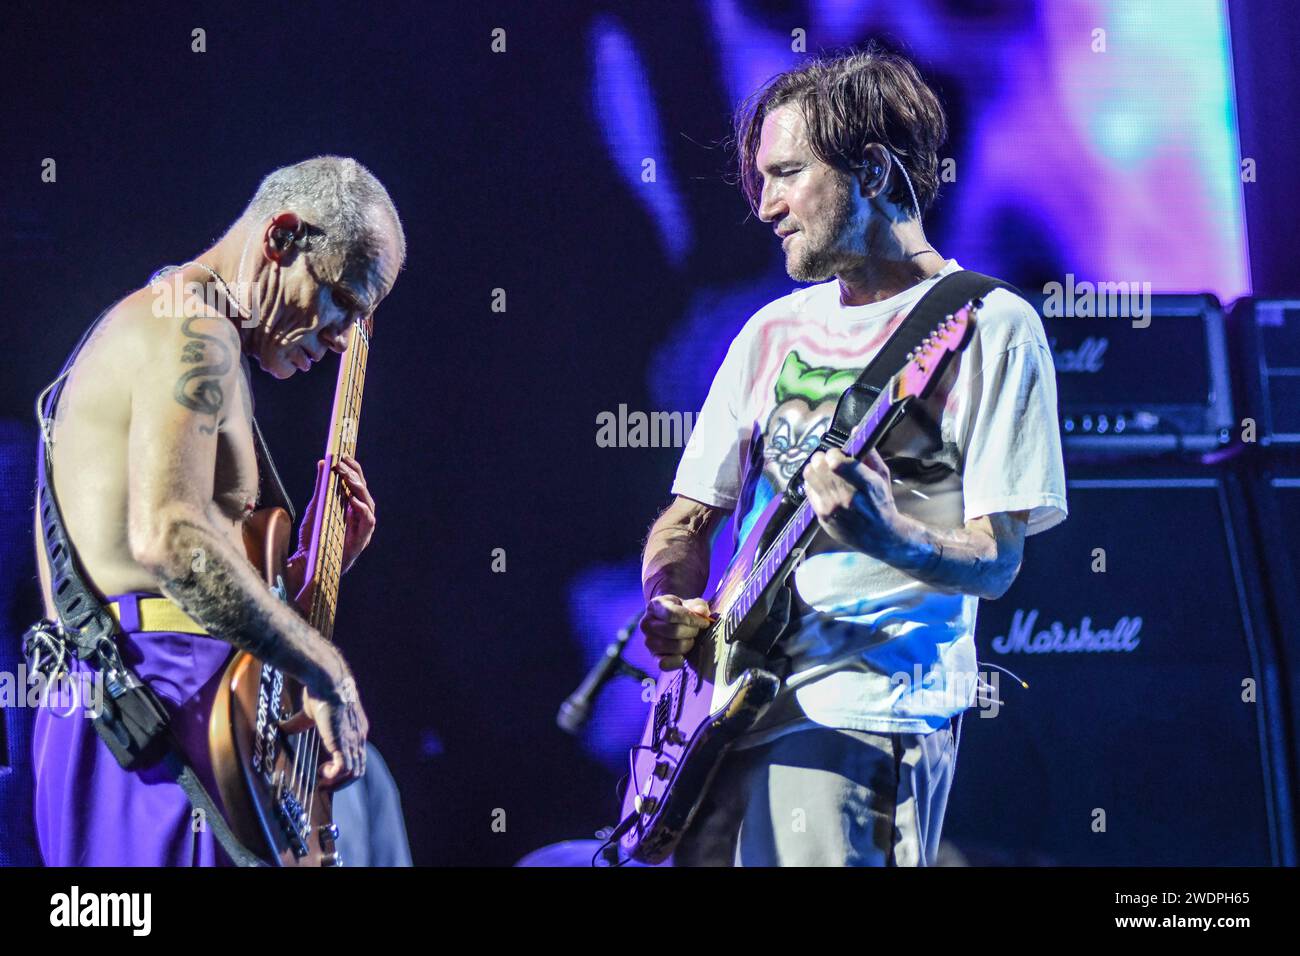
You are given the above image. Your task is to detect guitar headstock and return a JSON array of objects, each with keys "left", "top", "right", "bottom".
[{"left": 893, "top": 299, "right": 979, "bottom": 402}]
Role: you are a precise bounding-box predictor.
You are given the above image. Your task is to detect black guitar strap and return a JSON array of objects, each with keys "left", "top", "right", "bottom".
[
  {"left": 28, "top": 308, "right": 268, "bottom": 867},
  {"left": 813, "top": 268, "right": 1017, "bottom": 460},
  {"left": 766, "top": 269, "right": 1016, "bottom": 657},
  {"left": 784, "top": 269, "right": 1016, "bottom": 507},
  {"left": 252, "top": 415, "right": 296, "bottom": 523}
]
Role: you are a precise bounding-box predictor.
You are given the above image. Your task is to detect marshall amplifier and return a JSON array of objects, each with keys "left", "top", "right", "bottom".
[
  {"left": 1022, "top": 292, "right": 1234, "bottom": 455},
  {"left": 1233, "top": 298, "right": 1300, "bottom": 446},
  {"left": 942, "top": 467, "right": 1295, "bottom": 866}
]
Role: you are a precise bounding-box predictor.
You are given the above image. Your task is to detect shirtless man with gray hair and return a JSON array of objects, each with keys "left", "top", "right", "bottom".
[{"left": 32, "top": 156, "right": 405, "bottom": 866}]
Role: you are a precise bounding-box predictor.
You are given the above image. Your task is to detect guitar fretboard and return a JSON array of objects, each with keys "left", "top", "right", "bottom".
[
  {"left": 712, "top": 378, "right": 898, "bottom": 645},
  {"left": 305, "top": 318, "right": 372, "bottom": 644},
  {"left": 707, "top": 300, "right": 977, "bottom": 650}
]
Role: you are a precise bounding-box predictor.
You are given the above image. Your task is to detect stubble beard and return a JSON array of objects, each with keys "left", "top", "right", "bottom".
[{"left": 784, "top": 177, "right": 858, "bottom": 283}]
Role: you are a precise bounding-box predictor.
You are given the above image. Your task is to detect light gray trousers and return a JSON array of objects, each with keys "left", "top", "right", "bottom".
[{"left": 672, "top": 717, "right": 961, "bottom": 867}]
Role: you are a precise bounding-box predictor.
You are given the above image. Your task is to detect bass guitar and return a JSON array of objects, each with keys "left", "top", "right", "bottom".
[{"left": 209, "top": 315, "right": 373, "bottom": 866}]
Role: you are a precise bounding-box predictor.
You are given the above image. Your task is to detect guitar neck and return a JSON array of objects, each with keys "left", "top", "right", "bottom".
[
  {"left": 710, "top": 300, "right": 977, "bottom": 651},
  {"left": 303, "top": 318, "right": 373, "bottom": 643},
  {"left": 715, "top": 378, "right": 907, "bottom": 642}
]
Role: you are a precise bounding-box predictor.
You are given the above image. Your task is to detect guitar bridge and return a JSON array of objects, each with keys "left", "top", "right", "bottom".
[{"left": 275, "top": 789, "right": 310, "bottom": 859}]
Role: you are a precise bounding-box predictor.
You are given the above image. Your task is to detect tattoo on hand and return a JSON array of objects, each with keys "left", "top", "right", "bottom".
[{"left": 334, "top": 675, "right": 359, "bottom": 707}]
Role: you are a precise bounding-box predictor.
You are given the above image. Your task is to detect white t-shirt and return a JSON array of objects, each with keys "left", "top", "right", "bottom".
[{"left": 671, "top": 260, "right": 1068, "bottom": 742}]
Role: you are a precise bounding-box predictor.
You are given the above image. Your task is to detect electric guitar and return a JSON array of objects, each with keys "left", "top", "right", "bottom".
[
  {"left": 208, "top": 315, "right": 373, "bottom": 866},
  {"left": 616, "top": 301, "right": 981, "bottom": 864}
]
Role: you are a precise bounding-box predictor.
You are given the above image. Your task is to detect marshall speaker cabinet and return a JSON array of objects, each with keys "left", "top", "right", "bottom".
[
  {"left": 1234, "top": 297, "right": 1300, "bottom": 825},
  {"left": 942, "top": 465, "right": 1295, "bottom": 866},
  {"left": 1248, "top": 469, "right": 1300, "bottom": 825}
]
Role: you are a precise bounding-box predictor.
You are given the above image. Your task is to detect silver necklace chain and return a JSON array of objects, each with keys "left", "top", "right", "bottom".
[{"left": 154, "top": 260, "right": 251, "bottom": 320}]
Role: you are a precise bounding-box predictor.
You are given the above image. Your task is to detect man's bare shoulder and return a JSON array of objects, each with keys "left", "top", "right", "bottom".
[
  {"left": 104, "top": 284, "right": 243, "bottom": 367},
  {"left": 75, "top": 285, "right": 247, "bottom": 440}
]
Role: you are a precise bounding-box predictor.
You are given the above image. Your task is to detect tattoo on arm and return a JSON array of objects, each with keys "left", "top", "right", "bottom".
[
  {"left": 154, "top": 517, "right": 342, "bottom": 697},
  {"left": 892, "top": 513, "right": 1024, "bottom": 599},
  {"left": 173, "top": 317, "right": 233, "bottom": 435}
]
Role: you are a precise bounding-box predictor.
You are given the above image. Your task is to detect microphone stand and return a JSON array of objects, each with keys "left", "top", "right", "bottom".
[{"left": 557, "top": 609, "right": 651, "bottom": 735}]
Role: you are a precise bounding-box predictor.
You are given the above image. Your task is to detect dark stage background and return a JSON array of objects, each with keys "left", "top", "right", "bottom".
[{"left": 1, "top": 1, "right": 1297, "bottom": 866}]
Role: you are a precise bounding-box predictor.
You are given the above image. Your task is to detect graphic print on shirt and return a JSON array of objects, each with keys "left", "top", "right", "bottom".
[
  {"left": 761, "top": 351, "right": 859, "bottom": 487},
  {"left": 737, "top": 350, "right": 862, "bottom": 547},
  {"left": 734, "top": 339, "right": 957, "bottom": 553}
]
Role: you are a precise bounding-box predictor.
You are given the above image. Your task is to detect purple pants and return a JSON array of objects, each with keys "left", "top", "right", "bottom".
[{"left": 32, "top": 592, "right": 236, "bottom": 866}]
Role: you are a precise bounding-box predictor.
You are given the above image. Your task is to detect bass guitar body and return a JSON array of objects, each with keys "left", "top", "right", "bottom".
[{"left": 208, "top": 509, "right": 342, "bottom": 867}]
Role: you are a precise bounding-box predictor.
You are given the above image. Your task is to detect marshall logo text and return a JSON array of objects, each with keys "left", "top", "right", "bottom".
[
  {"left": 990, "top": 609, "right": 1142, "bottom": 654},
  {"left": 1050, "top": 336, "right": 1107, "bottom": 373}
]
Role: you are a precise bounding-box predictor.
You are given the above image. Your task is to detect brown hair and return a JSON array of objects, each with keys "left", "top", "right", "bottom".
[{"left": 735, "top": 45, "right": 948, "bottom": 217}]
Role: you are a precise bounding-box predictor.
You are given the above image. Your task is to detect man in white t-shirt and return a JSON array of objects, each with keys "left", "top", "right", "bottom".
[{"left": 639, "top": 46, "right": 1067, "bottom": 866}]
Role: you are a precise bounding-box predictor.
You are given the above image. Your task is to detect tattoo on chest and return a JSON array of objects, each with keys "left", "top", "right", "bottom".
[{"left": 173, "top": 317, "right": 233, "bottom": 434}]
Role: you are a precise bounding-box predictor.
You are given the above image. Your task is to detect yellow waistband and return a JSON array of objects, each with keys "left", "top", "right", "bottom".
[{"left": 106, "top": 597, "right": 208, "bottom": 635}]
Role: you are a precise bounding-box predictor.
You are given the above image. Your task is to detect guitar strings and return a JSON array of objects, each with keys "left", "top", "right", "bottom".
[
  {"left": 625, "top": 315, "right": 971, "bottom": 861},
  {"left": 300, "top": 319, "right": 367, "bottom": 839},
  {"left": 706, "top": 313, "right": 961, "bottom": 647}
]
